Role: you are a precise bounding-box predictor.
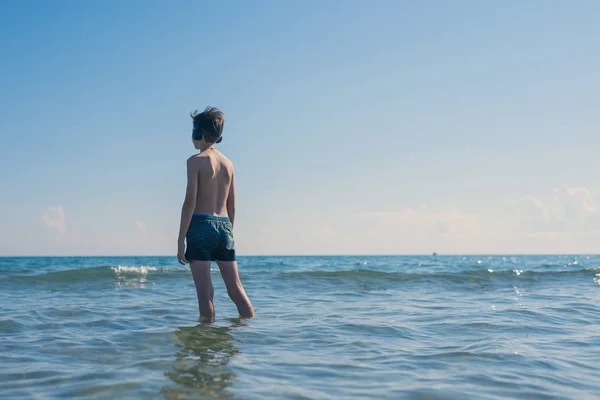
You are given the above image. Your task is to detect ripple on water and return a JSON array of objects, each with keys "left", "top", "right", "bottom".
[{"left": 2, "top": 255, "right": 600, "bottom": 399}]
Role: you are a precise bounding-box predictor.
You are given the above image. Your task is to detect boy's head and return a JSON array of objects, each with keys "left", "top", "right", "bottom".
[{"left": 190, "top": 107, "right": 224, "bottom": 148}]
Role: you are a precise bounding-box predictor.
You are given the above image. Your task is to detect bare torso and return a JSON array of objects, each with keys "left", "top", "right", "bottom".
[{"left": 189, "top": 148, "right": 234, "bottom": 216}]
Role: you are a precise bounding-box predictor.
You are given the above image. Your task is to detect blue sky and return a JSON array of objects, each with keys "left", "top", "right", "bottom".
[{"left": 1, "top": 0, "right": 599, "bottom": 255}]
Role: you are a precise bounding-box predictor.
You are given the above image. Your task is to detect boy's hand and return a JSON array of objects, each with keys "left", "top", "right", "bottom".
[{"left": 177, "top": 240, "right": 188, "bottom": 265}]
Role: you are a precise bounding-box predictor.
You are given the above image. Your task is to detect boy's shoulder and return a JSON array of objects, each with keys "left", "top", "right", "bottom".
[
  {"left": 186, "top": 153, "right": 201, "bottom": 164},
  {"left": 186, "top": 154, "right": 206, "bottom": 172},
  {"left": 186, "top": 151, "right": 234, "bottom": 168}
]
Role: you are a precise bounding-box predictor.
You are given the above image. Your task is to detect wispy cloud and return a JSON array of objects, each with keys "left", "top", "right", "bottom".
[
  {"left": 508, "top": 185, "right": 600, "bottom": 233},
  {"left": 41, "top": 206, "right": 67, "bottom": 242}
]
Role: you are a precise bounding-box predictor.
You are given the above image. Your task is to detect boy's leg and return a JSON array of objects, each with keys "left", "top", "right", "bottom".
[
  {"left": 189, "top": 261, "right": 215, "bottom": 321},
  {"left": 215, "top": 260, "right": 254, "bottom": 319}
]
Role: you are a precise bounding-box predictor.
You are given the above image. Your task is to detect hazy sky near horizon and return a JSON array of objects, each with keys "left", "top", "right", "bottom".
[{"left": 1, "top": 0, "right": 599, "bottom": 256}]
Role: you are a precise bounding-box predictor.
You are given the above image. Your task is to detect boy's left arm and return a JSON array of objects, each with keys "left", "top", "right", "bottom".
[{"left": 177, "top": 157, "right": 199, "bottom": 264}]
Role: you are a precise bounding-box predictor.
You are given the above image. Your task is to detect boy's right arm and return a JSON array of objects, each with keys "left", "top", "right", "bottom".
[{"left": 227, "top": 173, "right": 236, "bottom": 228}]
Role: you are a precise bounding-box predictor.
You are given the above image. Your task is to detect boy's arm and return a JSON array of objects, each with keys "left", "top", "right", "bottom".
[
  {"left": 178, "top": 158, "right": 199, "bottom": 250},
  {"left": 226, "top": 173, "right": 236, "bottom": 228}
]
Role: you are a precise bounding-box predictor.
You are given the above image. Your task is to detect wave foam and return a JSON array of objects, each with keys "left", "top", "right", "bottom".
[{"left": 111, "top": 266, "right": 158, "bottom": 276}]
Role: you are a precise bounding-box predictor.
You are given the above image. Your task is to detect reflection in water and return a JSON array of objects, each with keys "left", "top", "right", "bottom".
[{"left": 162, "top": 323, "right": 241, "bottom": 399}]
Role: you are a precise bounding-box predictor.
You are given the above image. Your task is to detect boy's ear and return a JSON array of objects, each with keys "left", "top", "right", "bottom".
[{"left": 192, "top": 129, "right": 203, "bottom": 141}]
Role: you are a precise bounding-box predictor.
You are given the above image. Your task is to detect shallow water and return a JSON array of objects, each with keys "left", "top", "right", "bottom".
[{"left": 2, "top": 255, "right": 600, "bottom": 399}]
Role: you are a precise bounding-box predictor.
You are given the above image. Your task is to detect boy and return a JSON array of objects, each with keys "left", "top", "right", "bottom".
[{"left": 177, "top": 106, "right": 254, "bottom": 322}]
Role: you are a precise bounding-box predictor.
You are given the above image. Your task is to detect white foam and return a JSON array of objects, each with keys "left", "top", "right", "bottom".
[{"left": 111, "top": 266, "right": 158, "bottom": 276}]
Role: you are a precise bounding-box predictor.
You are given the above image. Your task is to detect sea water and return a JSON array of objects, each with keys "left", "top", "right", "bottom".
[{"left": 1, "top": 255, "right": 600, "bottom": 399}]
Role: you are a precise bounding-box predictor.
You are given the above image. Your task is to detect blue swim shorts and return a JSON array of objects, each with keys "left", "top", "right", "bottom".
[{"left": 185, "top": 214, "right": 236, "bottom": 262}]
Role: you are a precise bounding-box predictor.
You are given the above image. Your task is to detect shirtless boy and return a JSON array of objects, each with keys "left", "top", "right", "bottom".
[{"left": 177, "top": 107, "right": 254, "bottom": 321}]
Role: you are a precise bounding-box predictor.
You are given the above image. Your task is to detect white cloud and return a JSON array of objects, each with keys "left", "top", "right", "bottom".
[
  {"left": 41, "top": 206, "right": 67, "bottom": 242},
  {"left": 36, "top": 208, "right": 173, "bottom": 255},
  {"left": 508, "top": 185, "right": 600, "bottom": 233}
]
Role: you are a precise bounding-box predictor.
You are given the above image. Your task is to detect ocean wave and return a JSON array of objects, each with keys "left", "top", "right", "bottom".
[
  {"left": 276, "top": 267, "right": 600, "bottom": 284},
  {"left": 4, "top": 265, "right": 190, "bottom": 283},
  {"left": 3, "top": 265, "right": 599, "bottom": 284}
]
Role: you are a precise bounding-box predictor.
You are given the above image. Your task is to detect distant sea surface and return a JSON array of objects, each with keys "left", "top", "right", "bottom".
[{"left": 2, "top": 255, "right": 600, "bottom": 399}]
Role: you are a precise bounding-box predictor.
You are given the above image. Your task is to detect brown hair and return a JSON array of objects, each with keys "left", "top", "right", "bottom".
[{"left": 190, "top": 106, "right": 225, "bottom": 143}]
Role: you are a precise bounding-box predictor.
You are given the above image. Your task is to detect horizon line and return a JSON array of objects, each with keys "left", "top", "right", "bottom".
[{"left": 0, "top": 253, "right": 597, "bottom": 258}]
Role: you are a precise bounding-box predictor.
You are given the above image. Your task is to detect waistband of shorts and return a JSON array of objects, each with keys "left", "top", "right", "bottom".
[{"left": 192, "top": 214, "right": 230, "bottom": 221}]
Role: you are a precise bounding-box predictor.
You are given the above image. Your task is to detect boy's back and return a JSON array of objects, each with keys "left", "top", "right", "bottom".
[{"left": 189, "top": 149, "right": 234, "bottom": 217}]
